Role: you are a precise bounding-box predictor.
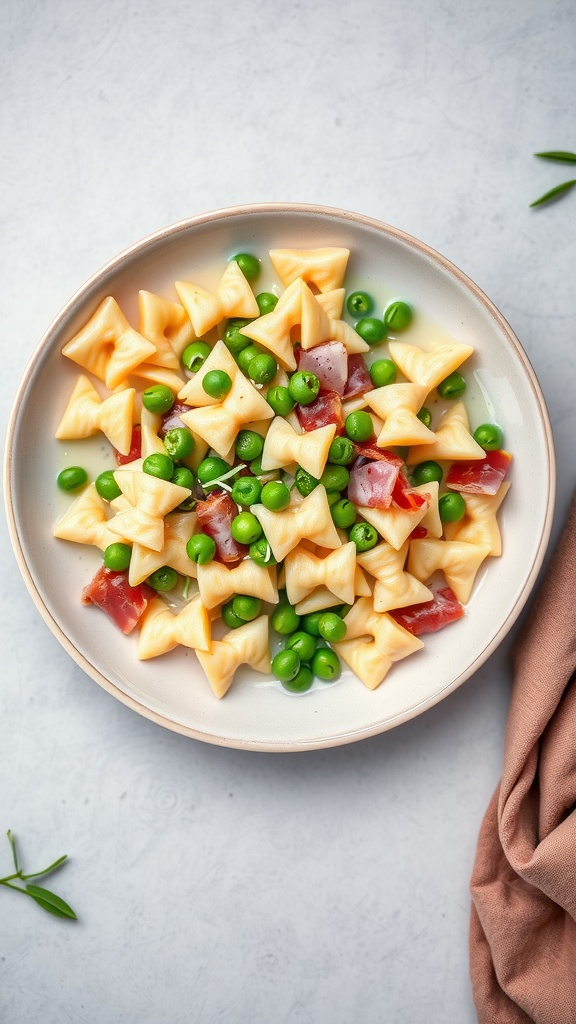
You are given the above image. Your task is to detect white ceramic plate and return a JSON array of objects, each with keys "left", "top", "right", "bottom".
[{"left": 5, "top": 204, "right": 555, "bottom": 750}]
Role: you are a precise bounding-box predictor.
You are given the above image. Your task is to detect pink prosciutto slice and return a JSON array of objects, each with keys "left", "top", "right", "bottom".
[
  {"left": 81, "top": 567, "right": 154, "bottom": 634},
  {"left": 347, "top": 459, "right": 400, "bottom": 509},
  {"left": 297, "top": 342, "right": 348, "bottom": 396},
  {"left": 195, "top": 490, "right": 248, "bottom": 565},
  {"left": 446, "top": 449, "right": 512, "bottom": 496},
  {"left": 160, "top": 402, "right": 192, "bottom": 436},
  {"left": 392, "top": 474, "right": 428, "bottom": 511},
  {"left": 296, "top": 391, "right": 344, "bottom": 433},
  {"left": 391, "top": 587, "right": 465, "bottom": 635},
  {"left": 343, "top": 354, "right": 373, "bottom": 399}
]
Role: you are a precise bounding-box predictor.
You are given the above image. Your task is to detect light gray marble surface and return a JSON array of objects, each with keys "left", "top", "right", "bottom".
[{"left": 1, "top": 1, "right": 574, "bottom": 1021}]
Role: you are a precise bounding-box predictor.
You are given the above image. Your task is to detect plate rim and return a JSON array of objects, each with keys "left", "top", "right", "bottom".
[{"left": 4, "top": 203, "right": 557, "bottom": 751}]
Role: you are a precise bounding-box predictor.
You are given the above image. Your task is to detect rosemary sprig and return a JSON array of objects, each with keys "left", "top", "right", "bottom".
[
  {"left": 1, "top": 830, "right": 77, "bottom": 920},
  {"left": 530, "top": 150, "right": 576, "bottom": 208}
]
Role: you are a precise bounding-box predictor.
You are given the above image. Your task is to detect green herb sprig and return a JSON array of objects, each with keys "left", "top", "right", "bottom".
[
  {"left": 1, "top": 830, "right": 77, "bottom": 920},
  {"left": 530, "top": 151, "right": 576, "bottom": 208}
]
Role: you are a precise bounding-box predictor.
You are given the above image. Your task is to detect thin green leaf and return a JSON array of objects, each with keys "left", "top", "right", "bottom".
[
  {"left": 7, "top": 830, "right": 19, "bottom": 873},
  {"left": 530, "top": 179, "right": 576, "bottom": 208},
  {"left": 25, "top": 884, "right": 77, "bottom": 920},
  {"left": 20, "top": 854, "right": 68, "bottom": 881},
  {"left": 535, "top": 151, "right": 576, "bottom": 164}
]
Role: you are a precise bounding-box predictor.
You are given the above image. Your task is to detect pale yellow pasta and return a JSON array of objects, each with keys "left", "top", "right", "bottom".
[
  {"left": 180, "top": 372, "right": 273, "bottom": 458},
  {"left": 294, "top": 565, "right": 371, "bottom": 615},
  {"left": 137, "top": 594, "right": 211, "bottom": 660},
  {"left": 413, "top": 481, "right": 443, "bottom": 537},
  {"left": 239, "top": 278, "right": 301, "bottom": 370},
  {"left": 196, "top": 560, "right": 278, "bottom": 611},
  {"left": 333, "top": 597, "right": 423, "bottom": 690},
  {"left": 284, "top": 542, "right": 358, "bottom": 607},
  {"left": 260, "top": 416, "right": 335, "bottom": 480},
  {"left": 407, "top": 537, "right": 492, "bottom": 603},
  {"left": 300, "top": 280, "right": 333, "bottom": 350},
  {"left": 315, "top": 287, "right": 345, "bottom": 319},
  {"left": 128, "top": 512, "right": 198, "bottom": 587},
  {"left": 327, "top": 317, "right": 370, "bottom": 354},
  {"left": 107, "top": 471, "right": 191, "bottom": 551},
  {"left": 62, "top": 296, "right": 157, "bottom": 390},
  {"left": 408, "top": 402, "right": 486, "bottom": 465},
  {"left": 355, "top": 493, "right": 431, "bottom": 550},
  {"left": 442, "top": 483, "right": 510, "bottom": 555},
  {"left": 357, "top": 542, "right": 433, "bottom": 614},
  {"left": 387, "top": 338, "right": 475, "bottom": 390},
  {"left": 251, "top": 486, "right": 342, "bottom": 563},
  {"left": 53, "top": 483, "right": 123, "bottom": 550},
  {"left": 365, "top": 383, "right": 436, "bottom": 448},
  {"left": 127, "top": 364, "right": 186, "bottom": 394},
  {"left": 55, "top": 374, "right": 135, "bottom": 456},
  {"left": 216, "top": 259, "right": 260, "bottom": 319},
  {"left": 269, "top": 247, "right": 350, "bottom": 292},
  {"left": 196, "top": 615, "right": 271, "bottom": 699},
  {"left": 137, "top": 291, "right": 193, "bottom": 367},
  {"left": 173, "top": 281, "right": 222, "bottom": 337},
  {"left": 177, "top": 340, "right": 240, "bottom": 407}
]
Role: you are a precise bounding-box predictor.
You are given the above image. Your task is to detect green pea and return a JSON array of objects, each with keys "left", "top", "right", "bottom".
[
  {"left": 417, "top": 407, "right": 432, "bottom": 428},
  {"left": 288, "top": 370, "right": 320, "bottom": 406},
  {"left": 318, "top": 612, "right": 347, "bottom": 643},
  {"left": 103, "top": 542, "right": 131, "bottom": 571},
  {"left": 411, "top": 461, "right": 443, "bottom": 486},
  {"left": 345, "top": 410, "right": 374, "bottom": 442},
  {"left": 370, "top": 358, "right": 397, "bottom": 388},
  {"left": 282, "top": 664, "right": 314, "bottom": 693},
  {"left": 285, "top": 630, "right": 317, "bottom": 663},
  {"left": 196, "top": 456, "right": 229, "bottom": 484},
  {"left": 439, "top": 491, "right": 466, "bottom": 523},
  {"left": 143, "top": 453, "right": 175, "bottom": 480},
  {"left": 57, "top": 466, "right": 88, "bottom": 491},
  {"left": 331, "top": 498, "right": 357, "bottom": 529},
  {"left": 383, "top": 300, "right": 412, "bottom": 332},
  {"left": 320, "top": 463, "right": 350, "bottom": 492},
  {"left": 231, "top": 252, "right": 260, "bottom": 281},
  {"left": 171, "top": 466, "right": 195, "bottom": 490},
  {"left": 182, "top": 341, "right": 212, "bottom": 372},
  {"left": 328, "top": 436, "right": 355, "bottom": 465},
  {"left": 148, "top": 566, "right": 178, "bottom": 592},
  {"left": 202, "top": 369, "right": 232, "bottom": 399},
  {"left": 267, "top": 385, "right": 295, "bottom": 417},
  {"left": 312, "top": 647, "right": 341, "bottom": 681},
  {"left": 237, "top": 343, "right": 262, "bottom": 375},
  {"left": 164, "top": 426, "right": 195, "bottom": 460},
  {"left": 300, "top": 611, "right": 323, "bottom": 637},
  {"left": 437, "top": 371, "right": 466, "bottom": 399},
  {"left": 234, "top": 430, "right": 263, "bottom": 462},
  {"left": 222, "top": 319, "right": 252, "bottom": 356},
  {"left": 95, "top": 470, "right": 122, "bottom": 501},
  {"left": 261, "top": 480, "right": 291, "bottom": 511},
  {"left": 221, "top": 600, "right": 245, "bottom": 629},
  {"left": 294, "top": 467, "right": 319, "bottom": 496},
  {"left": 141, "top": 384, "right": 175, "bottom": 415},
  {"left": 256, "top": 292, "right": 278, "bottom": 315},
  {"left": 473, "top": 423, "right": 504, "bottom": 451},
  {"left": 271, "top": 600, "right": 300, "bottom": 635},
  {"left": 346, "top": 290, "right": 374, "bottom": 317},
  {"left": 272, "top": 648, "right": 301, "bottom": 683},
  {"left": 249, "top": 353, "right": 277, "bottom": 385},
  {"left": 355, "top": 317, "right": 386, "bottom": 345},
  {"left": 230, "top": 511, "right": 262, "bottom": 544},
  {"left": 348, "top": 522, "right": 378, "bottom": 552},
  {"left": 186, "top": 533, "right": 216, "bottom": 565},
  {"left": 248, "top": 535, "right": 277, "bottom": 567},
  {"left": 232, "top": 594, "right": 261, "bottom": 622},
  {"left": 231, "top": 475, "right": 262, "bottom": 506}
]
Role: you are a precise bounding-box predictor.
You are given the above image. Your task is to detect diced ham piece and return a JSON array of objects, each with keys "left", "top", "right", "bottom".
[
  {"left": 390, "top": 587, "right": 465, "bottom": 635},
  {"left": 195, "top": 490, "right": 248, "bottom": 565},
  {"left": 114, "top": 425, "right": 141, "bottom": 465},
  {"left": 347, "top": 460, "right": 400, "bottom": 509},
  {"left": 446, "top": 449, "right": 512, "bottom": 496},
  {"left": 344, "top": 354, "right": 373, "bottom": 399},
  {"left": 296, "top": 391, "right": 344, "bottom": 433},
  {"left": 297, "top": 342, "right": 348, "bottom": 396},
  {"left": 392, "top": 474, "right": 428, "bottom": 511},
  {"left": 81, "top": 567, "right": 154, "bottom": 634},
  {"left": 160, "top": 402, "right": 191, "bottom": 437}
]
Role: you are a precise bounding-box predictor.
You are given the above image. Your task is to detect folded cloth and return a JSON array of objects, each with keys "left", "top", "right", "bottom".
[{"left": 469, "top": 491, "right": 576, "bottom": 1023}]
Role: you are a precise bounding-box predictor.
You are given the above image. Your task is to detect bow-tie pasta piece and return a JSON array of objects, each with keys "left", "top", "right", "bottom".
[
  {"left": 365, "top": 383, "right": 436, "bottom": 448},
  {"left": 355, "top": 490, "right": 431, "bottom": 550},
  {"left": 238, "top": 278, "right": 302, "bottom": 370},
  {"left": 62, "top": 296, "right": 157, "bottom": 390},
  {"left": 175, "top": 261, "right": 259, "bottom": 338},
  {"left": 408, "top": 538, "right": 491, "bottom": 603},
  {"left": 177, "top": 340, "right": 239, "bottom": 408},
  {"left": 252, "top": 486, "right": 342, "bottom": 563},
  {"left": 315, "top": 288, "right": 345, "bottom": 320},
  {"left": 387, "top": 338, "right": 474, "bottom": 391},
  {"left": 180, "top": 373, "right": 273, "bottom": 458},
  {"left": 357, "top": 541, "right": 433, "bottom": 614},
  {"left": 196, "top": 560, "right": 278, "bottom": 611},
  {"left": 53, "top": 484, "right": 126, "bottom": 550},
  {"left": 333, "top": 598, "right": 424, "bottom": 690},
  {"left": 442, "top": 483, "right": 511, "bottom": 554},
  {"left": 284, "top": 542, "right": 358, "bottom": 607},
  {"left": 408, "top": 402, "right": 486, "bottom": 466},
  {"left": 55, "top": 375, "right": 135, "bottom": 456},
  {"left": 137, "top": 291, "right": 194, "bottom": 367},
  {"left": 128, "top": 512, "right": 198, "bottom": 587},
  {"left": 269, "top": 247, "right": 350, "bottom": 293},
  {"left": 261, "top": 416, "right": 336, "bottom": 481},
  {"left": 137, "top": 595, "right": 211, "bottom": 660},
  {"left": 196, "top": 615, "right": 271, "bottom": 698},
  {"left": 107, "top": 471, "right": 191, "bottom": 551},
  {"left": 293, "top": 565, "right": 372, "bottom": 616}
]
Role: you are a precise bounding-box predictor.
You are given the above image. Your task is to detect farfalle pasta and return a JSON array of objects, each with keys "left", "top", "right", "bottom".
[{"left": 53, "top": 245, "right": 512, "bottom": 697}]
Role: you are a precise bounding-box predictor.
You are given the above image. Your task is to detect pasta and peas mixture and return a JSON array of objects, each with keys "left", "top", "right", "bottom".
[{"left": 53, "top": 246, "right": 511, "bottom": 698}]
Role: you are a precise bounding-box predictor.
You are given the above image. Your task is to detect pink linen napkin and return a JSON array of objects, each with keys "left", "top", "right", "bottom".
[{"left": 469, "top": 491, "right": 576, "bottom": 1022}]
